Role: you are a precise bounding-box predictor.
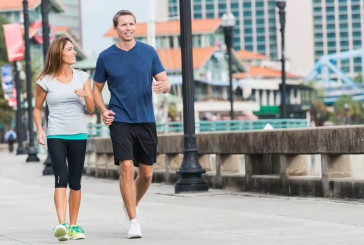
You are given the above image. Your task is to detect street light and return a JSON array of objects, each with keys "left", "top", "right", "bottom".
[
  {"left": 41, "top": 0, "right": 53, "bottom": 175},
  {"left": 276, "top": 0, "right": 287, "bottom": 119},
  {"left": 23, "top": 0, "right": 40, "bottom": 162},
  {"left": 175, "top": 0, "right": 208, "bottom": 193},
  {"left": 14, "top": 61, "right": 25, "bottom": 155},
  {"left": 221, "top": 13, "right": 236, "bottom": 120}
]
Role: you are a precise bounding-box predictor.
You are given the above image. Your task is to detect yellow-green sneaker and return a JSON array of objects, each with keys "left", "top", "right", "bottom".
[
  {"left": 53, "top": 223, "right": 69, "bottom": 241},
  {"left": 68, "top": 225, "right": 85, "bottom": 240}
]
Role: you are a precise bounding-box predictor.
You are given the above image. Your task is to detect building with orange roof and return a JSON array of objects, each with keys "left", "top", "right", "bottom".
[
  {"left": 0, "top": 0, "right": 86, "bottom": 67},
  {"left": 103, "top": 17, "right": 312, "bottom": 120},
  {"left": 105, "top": 18, "right": 223, "bottom": 50},
  {"left": 49, "top": 0, "right": 83, "bottom": 43}
]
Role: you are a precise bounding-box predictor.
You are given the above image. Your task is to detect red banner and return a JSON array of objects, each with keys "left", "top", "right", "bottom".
[{"left": 3, "top": 23, "right": 24, "bottom": 62}]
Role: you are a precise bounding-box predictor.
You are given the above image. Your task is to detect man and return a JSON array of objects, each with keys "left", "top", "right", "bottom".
[
  {"left": 5, "top": 128, "right": 16, "bottom": 153},
  {"left": 92, "top": 10, "right": 170, "bottom": 239}
]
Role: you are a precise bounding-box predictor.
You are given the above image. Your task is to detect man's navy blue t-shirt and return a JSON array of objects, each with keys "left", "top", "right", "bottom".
[{"left": 93, "top": 41, "right": 165, "bottom": 123}]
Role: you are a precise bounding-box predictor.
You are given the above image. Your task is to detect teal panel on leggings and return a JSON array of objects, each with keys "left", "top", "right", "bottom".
[{"left": 47, "top": 133, "right": 87, "bottom": 140}]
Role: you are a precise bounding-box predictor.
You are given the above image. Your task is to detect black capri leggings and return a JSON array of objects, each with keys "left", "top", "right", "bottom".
[{"left": 47, "top": 138, "right": 86, "bottom": 190}]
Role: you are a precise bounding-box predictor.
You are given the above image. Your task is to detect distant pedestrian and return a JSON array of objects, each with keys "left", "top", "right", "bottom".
[
  {"left": 92, "top": 10, "right": 170, "bottom": 239},
  {"left": 33, "top": 36, "right": 94, "bottom": 241},
  {"left": 4, "top": 129, "right": 16, "bottom": 153}
]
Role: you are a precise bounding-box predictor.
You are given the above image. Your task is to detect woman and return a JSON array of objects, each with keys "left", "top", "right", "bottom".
[{"left": 33, "top": 36, "right": 94, "bottom": 241}]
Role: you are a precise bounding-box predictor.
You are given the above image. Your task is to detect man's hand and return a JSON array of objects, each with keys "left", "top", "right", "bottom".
[
  {"left": 152, "top": 80, "right": 171, "bottom": 94},
  {"left": 102, "top": 110, "right": 115, "bottom": 125}
]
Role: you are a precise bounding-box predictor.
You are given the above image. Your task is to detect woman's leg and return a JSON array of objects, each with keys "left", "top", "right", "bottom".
[
  {"left": 67, "top": 140, "right": 86, "bottom": 225},
  {"left": 47, "top": 138, "right": 68, "bottom": 223}
]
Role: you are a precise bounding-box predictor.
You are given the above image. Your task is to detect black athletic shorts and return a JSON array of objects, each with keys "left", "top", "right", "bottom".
[{"left": 109, "top": 122, "right": 158, "bottom": 166}]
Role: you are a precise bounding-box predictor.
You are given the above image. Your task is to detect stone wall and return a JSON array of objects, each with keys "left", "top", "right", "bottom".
[{"left": 85, "top": 125, "right": 364, "bottom": 198}]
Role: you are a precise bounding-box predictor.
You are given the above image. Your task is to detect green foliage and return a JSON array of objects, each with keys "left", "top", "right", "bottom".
[
  {"left": 354, "top": 73, "right": 362, "bottom": 84},
  {"left": 168, "top": 103, "right": 177, "bottom": 121},
  {"left": 312, "top": 99, "right": 330, "bottom": 126},
  {"left": 332, "top": 95, "right": 363, "bottom": 124}
]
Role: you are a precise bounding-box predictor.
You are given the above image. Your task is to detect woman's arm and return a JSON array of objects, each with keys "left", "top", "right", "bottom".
[
  {"left": 33, "top": 84, "right": 47, "bottom": 145},
  {"left": 75, "top": 78, "right": 95, "bottom": 113}
]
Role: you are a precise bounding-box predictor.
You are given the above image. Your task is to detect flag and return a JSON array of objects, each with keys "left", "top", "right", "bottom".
[{"left": 3, "top": 23, "right": 24, "bottom": 62}]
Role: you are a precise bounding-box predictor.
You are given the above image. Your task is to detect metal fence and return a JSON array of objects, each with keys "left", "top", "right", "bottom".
[{"left": 88, "top": 119, "right": 309, "bottom": 137}]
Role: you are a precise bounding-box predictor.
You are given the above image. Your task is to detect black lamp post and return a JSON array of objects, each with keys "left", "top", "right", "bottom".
[
  {"left": 175, "top": 0, "right": 208, "bottom": 193},
  {"left": 14, "top": 61, "right": 25, "bottom": 154},
  {"left": 41, "top": 0, "right": 53, "bottom": 175},
  {"left": 23, "top": 0, "right": 40, "bottom": 162},
  {"left": 276, "top": 0, "right": 287, "bottom": 118},
  {"left": 222, "top": 13, "right": 236, "bottom": 120}
]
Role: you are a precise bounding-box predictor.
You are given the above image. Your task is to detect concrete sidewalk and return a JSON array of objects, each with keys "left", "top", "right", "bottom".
[{"left": 1, "top": 144, "right": 364, "bottom": 244}]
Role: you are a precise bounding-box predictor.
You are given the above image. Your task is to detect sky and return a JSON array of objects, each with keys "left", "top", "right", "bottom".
[{"left": 80, "top": 0, "right": 150, "bottom": 57}]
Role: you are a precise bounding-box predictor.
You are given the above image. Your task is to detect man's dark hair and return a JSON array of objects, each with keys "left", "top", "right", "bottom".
[{"left": 113, "top": 10, "right": 136, "bottom": 27}]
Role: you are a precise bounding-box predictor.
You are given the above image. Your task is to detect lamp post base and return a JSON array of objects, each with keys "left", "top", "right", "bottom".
[
  {"left": 42, "top": 155, "right": 53, "bottom": 175},
  {"left": 26, "top": 146, "right": 40, "bottom": 162},
  {"left": 16, "top": 146, "right": 25, "bottom": 155},
  {"left": 175, "top": 171, "right": 209, "bottom": 193}
]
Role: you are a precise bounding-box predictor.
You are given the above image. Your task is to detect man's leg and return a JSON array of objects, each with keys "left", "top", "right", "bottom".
[
  {"left": 135, "top": 163, "right": 153, "bottom": 206},
  {"left": 119, "top": 160, "right": 137, "bottom": 220}
]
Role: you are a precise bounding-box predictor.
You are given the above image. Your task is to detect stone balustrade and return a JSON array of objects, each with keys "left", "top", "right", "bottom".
[{"left": 85, "top": 125, "right": 364, "bottom": 198}]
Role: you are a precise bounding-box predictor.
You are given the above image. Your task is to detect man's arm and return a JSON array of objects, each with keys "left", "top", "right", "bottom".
[
  {"left": 152, "top": 71, "right": 171, "bottom": 94},
  {"left": 92, "top": 81, "right": 115, "bottom": 125}
]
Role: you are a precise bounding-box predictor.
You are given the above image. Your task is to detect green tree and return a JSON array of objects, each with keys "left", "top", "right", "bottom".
[
  {"left": 312, "top": 99, "right": 330, "bottom": 126},
  {"left": 0, "top": 14, "right": 14, "bottom": 126},
  {"left": 354, "top": 73, "right": 362, "bottom": 84},
  {"left": 332, "top": 95, "right": 361, "bottom": 125}
]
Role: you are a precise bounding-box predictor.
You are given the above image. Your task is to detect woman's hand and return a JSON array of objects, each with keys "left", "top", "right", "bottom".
[
  {"left": 37, "top": 129, "right": 46, "bottom": 145},
  {"left": 74, "top": 88, "right": 88, "bottom": 98}
]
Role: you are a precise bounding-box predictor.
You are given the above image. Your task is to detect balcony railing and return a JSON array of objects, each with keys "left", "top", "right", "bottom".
[{"left": 88, "top": 119, "right": 309, "bottom": 137}]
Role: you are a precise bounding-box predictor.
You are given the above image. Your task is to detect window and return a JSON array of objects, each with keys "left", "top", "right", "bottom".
[
  {"left": 257, "top": 36, "right": 265, "bottom": 42},
  {"left": 326, "top": 15, "right": 335, "bottom": 21},
  {"left": 243, "top": 2, "right": 251, "bottom": 8},
  {"left": 256, "top": 19, "right": 264, "bottom": 25},
  {"left": 243, "top": 11, "right": 252, "bottom": 17},
  {"left": 218, "top": 3, "right": 226, "bottom": 10},
  {"left": 340, "top": 32, "right": 348, "bottom": 38},
  {"left": 352, "top": 14, "right": 361, "bottom": 20},
  {"left": 257, "top": 28, "right": 265, "bottom": 33},
  {"left": 206, "top": 13, "right": 215, "bottom": 18},
  {"left": 206, "top": 4, "right": 214, "bottom": 10},
  {"left": 244, "top": 20, "right": 252, "bottom": 26},
  {"left": 256, "top": 1, "right": 264, "bottom": 7},
  {"left": 352, "top": 5, "right": 360, "bottom": 11},
  {"left": 328, "top": 41, "right": 336, "bottom": 47},
  {"left": 327, "top": 24, "right": 335, "bottom": 30},
  {"left": 256, "top": 10, "right": 264, "bottom": 16},
  {"left": 245, "top": 28, "right": 252, "bottom": 34},
  {"left": 245, "top": 37, "right": 253, "bottom": 43},
  {"left": 353, "top": 23, "right": 361, "bottom": 29},
  {"left": 194, "top": 13, "right": 202, "bottom": 18},
  {"left": 326, "top": 7, "right": 334, "bottom": 12},
  {"left": 353, "top": 40, "right": 362, "bottom": 47},
  {"left": 340, "top": 23, "right": 348, "bottom": 29},
  {"left": 353, "top": 32, "right": 362, "bottom": 37}
]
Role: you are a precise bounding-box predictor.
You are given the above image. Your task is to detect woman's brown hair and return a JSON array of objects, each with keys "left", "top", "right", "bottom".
[{"left": 37, "top": 36, "right": 73, "bottom": 80}]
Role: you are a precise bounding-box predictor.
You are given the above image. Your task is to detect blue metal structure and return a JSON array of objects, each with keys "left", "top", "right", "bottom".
[{"left": 304, "top": 49, "right": 364, "bottom": 104}]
